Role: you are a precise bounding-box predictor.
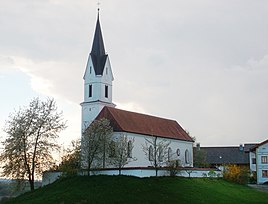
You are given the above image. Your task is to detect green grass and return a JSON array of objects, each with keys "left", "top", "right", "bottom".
[{"left": 6, "top": 175, "right": 268, "bottom": 204}]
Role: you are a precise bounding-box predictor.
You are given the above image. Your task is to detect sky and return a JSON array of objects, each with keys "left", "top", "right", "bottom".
[{"left": 0, "top": 0, "right": 268, "bottom": 147}]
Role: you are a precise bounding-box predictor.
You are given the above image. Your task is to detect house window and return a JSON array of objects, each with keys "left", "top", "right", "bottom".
[
  {"left": 185, "top": 149, "right": 190, "bottom": 164},
  {"left": 262, "top": 170, "right": 268, "bottom": 177},
  {"left": 261, "top": 156, "right": 268, "bottom": 164},
  {"left": 252, "top": 158, "right": 256, "bottom": 164},
  {"left": 168, "top": 147, "right": 172, "bottom": 162},
  {"left": 89, "top": 85, "right": 92, "bottom": 97},
  {"left": 127, "top": 141, "right": 133, "bottom": 158},
  {"left": 105, "top": 85, "right": 108, "bottom": 98},
  {"left": 149, "top": 145, "right": 153, "bottom": 161}
]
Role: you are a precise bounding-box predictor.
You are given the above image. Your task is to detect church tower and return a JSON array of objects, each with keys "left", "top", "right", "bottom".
[{"left": 81, "top": 10, "right": 115, "bottom": 132}]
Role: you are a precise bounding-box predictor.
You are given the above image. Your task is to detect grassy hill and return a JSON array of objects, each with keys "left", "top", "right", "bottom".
[{"left": 5, "top": 175, "right": 268, "bottom": 204}]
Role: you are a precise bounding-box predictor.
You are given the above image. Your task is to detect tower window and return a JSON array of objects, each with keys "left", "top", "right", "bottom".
[
  {"left": 90, "top": 66, "right": 92, "bottom": 74},
  {"left": 89, "top": 84, "right": 92, "bottom": 97},
  {"left": 105, "top": 85, "right": 108, "bottom": 98}
]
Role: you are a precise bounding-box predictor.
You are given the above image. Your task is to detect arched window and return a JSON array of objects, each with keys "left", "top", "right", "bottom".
[
  {"left": 105, "top": 85, "right": 108, "bottom": 98},
  {"left": 185, "top": 149, "right": 190, "bottom": 164},
  {"left": 168, "top": 147, "right": 172, "bottom": 162},
  {"left": 159, "top": 146, "right": 163, "bottom": 162},
  {"left": 176, "top": 148, "right": 180, "bottom": 156},
  {"left": 149, "top": 145, "right": 153, "bottom": 161},
  {"left": 109, "top": 141, "right": 116, "bottom": 158},
  {"left": 127, "top": 141, "right": 133, "bottom": 158},
  {"left": 89, "top": 84, "right": 92, "bottom": 97}
]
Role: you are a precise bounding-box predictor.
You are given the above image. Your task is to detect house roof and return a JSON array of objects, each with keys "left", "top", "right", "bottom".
[
  {"left": 244, "top": 143, "right": 257, "bottom": 152},
  {"left": 200, "top": 146, "right": 250, "bottom": 165},
  {"left": 96, "top": 106, "right": 193, "bottom": 142},
  {"left": 251, "top": 139, "right": 268, "bottom": 151},
  {"left": 90, "top": 11, "right": 108, "bottom": 75}
]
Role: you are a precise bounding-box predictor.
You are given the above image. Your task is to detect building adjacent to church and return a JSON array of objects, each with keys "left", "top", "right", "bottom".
[
  {"left": 250, "top": 139, "right": 268, "bottom": 184},
  {"left": 80, "top": 11, "right": 194, "bottom": 170}
]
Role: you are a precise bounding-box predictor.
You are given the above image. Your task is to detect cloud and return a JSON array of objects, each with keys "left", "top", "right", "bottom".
[{"left": 1, "top": 0, "right": 268, "bottom": 146}]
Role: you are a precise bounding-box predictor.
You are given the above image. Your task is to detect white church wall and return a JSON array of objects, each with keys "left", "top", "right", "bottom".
[
  {"left": 111, "top": 132, "right": 193, "bottom": 168},
  {"left": 83, "top": 56, "right": 113, "bottom": 104}
]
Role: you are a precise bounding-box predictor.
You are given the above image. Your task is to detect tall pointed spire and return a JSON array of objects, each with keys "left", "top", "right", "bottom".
[{"left": 90, "top": 9, "right": 108, "bottom": 75}]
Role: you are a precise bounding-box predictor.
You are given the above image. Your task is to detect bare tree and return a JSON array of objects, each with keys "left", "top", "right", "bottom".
[
  {"left": 142, "top": 136, "right": 170, "bottom": 176},
  {"left": 109, "top": 135, "right": 136, "bottom": 175},
  {"left": 81, "top": 118, "right": 113, "bottom": 175},
  {"left": 0, "top": 98, "right": 66, "bottom": 191}
]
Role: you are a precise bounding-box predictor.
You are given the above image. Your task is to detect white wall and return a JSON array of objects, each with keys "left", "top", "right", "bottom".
[
  {"left": 111, "top": 132, "right": 193, "bottom": 168},
  {"left": 42, "top": 171, "right": 62, "bottom": 186},
  {"left": 249, "top": 152, "right": 256, "bottom": 173},
  {"left": 81, "top": 55, "right": 115, "bottom": 132},
  {"left": 42, "top": 168, "right": 222, "bottom": 186}
]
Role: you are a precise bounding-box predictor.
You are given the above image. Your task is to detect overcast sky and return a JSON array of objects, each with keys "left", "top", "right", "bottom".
[{"left": 0, "top": 0, "right": 268, "bottom": 147}]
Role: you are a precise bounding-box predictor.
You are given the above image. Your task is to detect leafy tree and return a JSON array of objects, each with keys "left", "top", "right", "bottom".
[
  {"left": 193, "top": 148, "right": 208, "bottom": 168},
  {"left": 109, "top": 135, "right": 136, "bottom": 175},
  {"left": 81, "top": 118, "right": 113, "bottom": 175},
  {"left": 58, "top": 139, "right": 81, "bottom": 176},
  {"left": 142, "top": 136, "right": 170, "bottom": 176},
  {"left": 0, "top": 98, "right": 66, "bottom": 191}
]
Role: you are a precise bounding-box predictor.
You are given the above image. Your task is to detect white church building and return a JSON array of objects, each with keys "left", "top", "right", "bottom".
[
  {"left": 80, "top": 11, "right": 194, "bottom": 172},
  {"left": 42, "top": 11, "right": 221, "bottom": 185}
]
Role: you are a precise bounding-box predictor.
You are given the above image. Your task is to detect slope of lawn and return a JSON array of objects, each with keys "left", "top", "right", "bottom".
[{"left": 5, "top": 175, "right": 268, "bottom": 204}]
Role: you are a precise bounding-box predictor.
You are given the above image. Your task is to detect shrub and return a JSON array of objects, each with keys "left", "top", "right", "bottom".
[
  {"left": 166, "top": 160, "right": 181, "bottom": 177},
  {"left": 249, "top": 171, "right": 257, "bottom": 184},
  {"left": 223, "top": 165, "right": 249, "bottom": 184},
  {"left": 202, "top": 173, "right": 207, "bottom": 177},
  {"left": 208, "top": 170, "right": 216, "bottom": 178}
]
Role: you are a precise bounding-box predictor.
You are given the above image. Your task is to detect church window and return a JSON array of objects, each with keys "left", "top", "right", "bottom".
[
  {"left": 159, "top": 146, "right": 163, "bottom": 162},
  {"left": 127, "top": 141, "right": 133, "bottom": 158},
  {"left": 105, "top": 85, "right": 108, "bottom": 98},
  {"left": 90, "top": 66, "right": 92, "bottom": 74},
  {"left": 185, "top": 149, "right": 190, "bottom": 164},
  {"left": 176, "top": 148, "right": 180, "bottom": 156},
  {"left": 89, "top": 84, "right": 92, "bottom": 97},
  {"left": 109, "top": 141, "right": 116, "bottom": 157},
  {"left": 168, "top": 147, "right": 172, "bottom": 162},
  {"left": 149, "top": 145, "right": 153, "bottom": 161}
]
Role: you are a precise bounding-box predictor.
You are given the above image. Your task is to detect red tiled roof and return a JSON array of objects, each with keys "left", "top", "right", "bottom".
[
  {"left": 251, "top": 139, "right": 268, "bottom": 151},
  {"left": 96, "top": 106, "right": 193, "bottom": 142}
]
